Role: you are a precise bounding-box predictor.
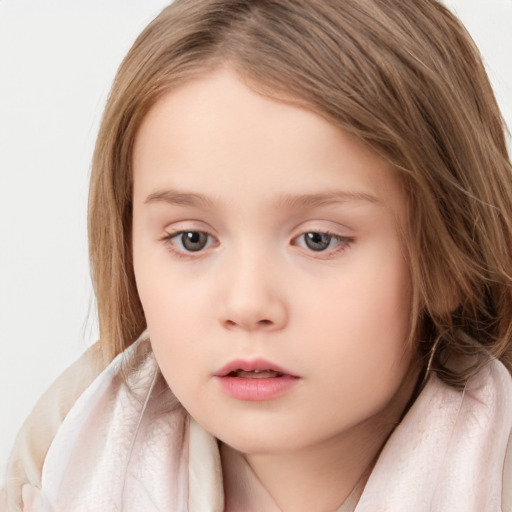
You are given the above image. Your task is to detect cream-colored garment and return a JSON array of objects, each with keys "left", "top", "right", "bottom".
[
  {"left": 1, "top": 342, "right": 110, "bottom": 512},
  {"left": 356, "top": 358, "right": 512, "bottom": 511},
  {"left": 2, "top": 335, "right": 512, "bottom": 511}
]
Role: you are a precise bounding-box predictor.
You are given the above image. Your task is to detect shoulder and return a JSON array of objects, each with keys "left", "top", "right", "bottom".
[
  {"left": 471, "top": 358, "right": 512, "bottom": 510},
  {"left": 481, "top": 359, "right": 512, "bottom": 510},
  {"left": 503, "top": 416, "right": 512, "bottom": 511},
  {"left": 1, "top": 341, "right": 110, "bottom": 512}
]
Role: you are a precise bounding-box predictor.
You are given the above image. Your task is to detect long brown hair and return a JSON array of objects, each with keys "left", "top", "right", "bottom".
[{"left": 88, "top": 0, "right": 512, "bottom": 387}]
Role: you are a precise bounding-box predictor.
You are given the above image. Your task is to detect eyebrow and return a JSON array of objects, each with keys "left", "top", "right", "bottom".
[
  {"left": 277, "top": 190, "right": 381, "bottom": 209},
  {"left": 145, "top": 190, "right": 214, "bottom": 207},
  {"left": 144, "top": 189, "right": 380, "bottom": 208}
]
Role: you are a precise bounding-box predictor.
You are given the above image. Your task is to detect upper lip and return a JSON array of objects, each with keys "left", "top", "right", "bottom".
[{"left": 214, "top": 359, "right": 300, "bottom": 377}]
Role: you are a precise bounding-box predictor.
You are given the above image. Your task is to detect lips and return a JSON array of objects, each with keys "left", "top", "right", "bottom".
[{"left": 214, "top": 359, "right": 300, "bottom": 401}]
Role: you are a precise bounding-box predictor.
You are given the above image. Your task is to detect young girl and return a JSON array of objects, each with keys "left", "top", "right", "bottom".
[{"left": 3, "top": 0, "right": 512, "bottom": 510}]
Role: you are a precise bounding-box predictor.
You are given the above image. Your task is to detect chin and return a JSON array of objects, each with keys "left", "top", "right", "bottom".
[{"left": 215, "top": 421, "right": 331, "bottom": 456}]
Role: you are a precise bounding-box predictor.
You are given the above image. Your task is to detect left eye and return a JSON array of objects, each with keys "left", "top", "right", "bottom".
[
  {"left": 295, "top": 232, "right": 349, "bottom": 252},
  {"left": 167, "top": 231, "right": 214, "bottom": 252}
]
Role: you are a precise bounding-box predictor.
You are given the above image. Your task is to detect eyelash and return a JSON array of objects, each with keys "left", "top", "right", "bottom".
[{"left": 161, "top": 230, "right": 353, "bottom": 259}]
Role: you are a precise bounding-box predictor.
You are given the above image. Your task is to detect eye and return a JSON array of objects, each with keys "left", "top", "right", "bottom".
[
  {"left": 165, "top": 231, "right": 215, "bottom": 253},
  {"left": 304, "top": 232, "right": 331, "bottom": 251},
  {"left": 295, "top": 232, "right": 352, "bottom": 253}
]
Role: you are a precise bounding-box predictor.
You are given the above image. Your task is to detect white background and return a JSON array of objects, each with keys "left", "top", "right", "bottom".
[{"left": 1, "top": 0, "right": 511, "bottom": 481}]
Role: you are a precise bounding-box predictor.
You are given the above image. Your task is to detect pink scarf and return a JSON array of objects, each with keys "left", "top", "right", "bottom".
[{"left": 21, "top": 336, "right": 512, "bottom": 511}]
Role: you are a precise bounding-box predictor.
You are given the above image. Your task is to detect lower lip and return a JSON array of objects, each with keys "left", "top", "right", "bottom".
[{"left": 216, "top": 375, "right": 299, "bottom": 401}]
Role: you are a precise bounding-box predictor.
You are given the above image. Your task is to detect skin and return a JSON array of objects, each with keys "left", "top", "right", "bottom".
[{"left": 132, "top": 69, "right": 420, "bottom": 511}]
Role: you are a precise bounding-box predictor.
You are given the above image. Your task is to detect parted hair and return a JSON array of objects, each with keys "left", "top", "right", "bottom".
[{"left": 88, "top": 0, "right": 512, "bottom": 387}]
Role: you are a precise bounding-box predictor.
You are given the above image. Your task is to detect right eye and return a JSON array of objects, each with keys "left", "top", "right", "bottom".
[{"left": 164, "top": 231, "right": 216, "bottom": 253}]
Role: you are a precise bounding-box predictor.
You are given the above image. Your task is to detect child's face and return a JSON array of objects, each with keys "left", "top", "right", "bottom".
[{"left": 132, "top": 69, "right": 417, "bottom": 455}]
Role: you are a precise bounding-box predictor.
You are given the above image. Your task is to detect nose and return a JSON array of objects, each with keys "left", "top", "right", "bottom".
[{"left": 218, "top": 253, "right": 288, "bottom": 332}]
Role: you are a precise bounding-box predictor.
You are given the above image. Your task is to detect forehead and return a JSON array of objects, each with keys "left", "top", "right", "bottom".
[{"left": 132, "top": 68, "right": 405, "bottom": 216}]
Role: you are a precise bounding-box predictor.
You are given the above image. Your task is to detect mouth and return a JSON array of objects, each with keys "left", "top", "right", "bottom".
[{"left": 214, "top": 359, "right": 300, "bottom": 401}]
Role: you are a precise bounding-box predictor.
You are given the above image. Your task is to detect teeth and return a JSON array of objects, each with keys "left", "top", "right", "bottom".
[{"left": 234, "top": 369, "right": 283, "bottom": 379}]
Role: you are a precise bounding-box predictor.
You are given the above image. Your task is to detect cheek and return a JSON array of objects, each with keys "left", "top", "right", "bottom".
[
  {"left": 133, "top": 231, "right": 206, "bottom": 329},
  {"left": 308, "top": 245, "right": 412, "bottom": 392},
  {"left": 140, "top": 282, "right": 198, "bottom": 333},
  {"left": 140, "top": 284, "right": 206, "bottom": 402},
  {"left": 132, "top": 246, "right": 203, "bottom": 373},
  {"left": 313, "top": 243, "right": 410, "bottom": 343},
  {"left": 137, "top": 274, "right": 205, "bottom": 354}
]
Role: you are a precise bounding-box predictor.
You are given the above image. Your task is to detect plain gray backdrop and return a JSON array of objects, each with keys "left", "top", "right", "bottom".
[{"left": 1, "top": 0, "right": 511, "bottom": 480}]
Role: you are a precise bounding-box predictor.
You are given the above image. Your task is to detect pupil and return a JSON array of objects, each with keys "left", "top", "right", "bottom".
[
  {"left": 305, "top": 232, "right": 331, "bottom": 251},
  {"left": 182, "top": 231, "right": 207, "bottom": 251}
]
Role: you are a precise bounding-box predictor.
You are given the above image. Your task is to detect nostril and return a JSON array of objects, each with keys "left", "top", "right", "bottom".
[{"left": 223, "top": 318, "right": 274, "bottom": 330}]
